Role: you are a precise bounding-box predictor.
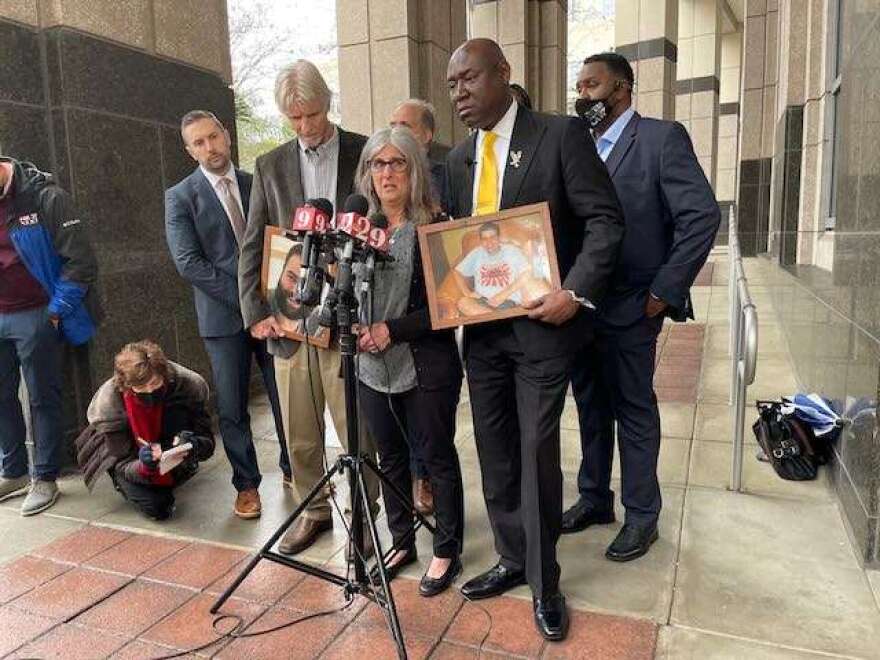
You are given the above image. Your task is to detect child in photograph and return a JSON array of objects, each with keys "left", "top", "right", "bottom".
[{"left": 453, "top": 221, "right": 548, "bottom": 316}]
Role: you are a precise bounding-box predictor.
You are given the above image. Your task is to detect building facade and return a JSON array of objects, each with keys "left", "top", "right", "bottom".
[{"left": 1, "top": 0, "right": 878, "bottom": 565}]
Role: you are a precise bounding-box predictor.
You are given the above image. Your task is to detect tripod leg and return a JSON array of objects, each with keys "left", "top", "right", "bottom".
[
  {"left": 357, "top": 467, "right": 407, "bottom": 659},
  {"left": 211, "top": 462, "right": 342, "bottom": 613},
  {"left": 363, "top": 457, "right": 436, "bottom": 534}
]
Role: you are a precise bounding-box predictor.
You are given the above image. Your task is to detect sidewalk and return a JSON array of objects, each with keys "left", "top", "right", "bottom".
[{"left": 1, "top": 254, "right": 879, "bottom": 659}]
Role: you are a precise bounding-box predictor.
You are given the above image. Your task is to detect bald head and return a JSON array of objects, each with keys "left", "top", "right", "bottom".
[
  {"left": 447, "top": 38, "right": 512, "bottom": 130},
  {"left": 389, "top": 99, "right": 435, "bottom": 152},
  {"left": 453, "top": 38, "right": 506, "bottom": 69}
]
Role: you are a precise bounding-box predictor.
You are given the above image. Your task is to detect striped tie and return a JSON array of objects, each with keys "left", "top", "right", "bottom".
[{"left": 219, "top": 177, "right": 246, "bottom": 244}]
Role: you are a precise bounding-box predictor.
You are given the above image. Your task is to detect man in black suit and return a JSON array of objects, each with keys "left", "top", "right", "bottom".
[
  {"left": 563, "top": 53, "right": 720, "bottom": 560},
  {"left": 165, "top": 110, "right": 288, "bottom": 520},
  {"left": 445, "top": 39, "right": 625, "bottom": 641},
  {"left": 238, "top": 60, "right": 379, "bottom": 556}
]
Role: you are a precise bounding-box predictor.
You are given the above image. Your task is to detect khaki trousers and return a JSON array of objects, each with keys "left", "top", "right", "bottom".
[{"left": 274, "top": 345, "right": 379, "bottom": 521}]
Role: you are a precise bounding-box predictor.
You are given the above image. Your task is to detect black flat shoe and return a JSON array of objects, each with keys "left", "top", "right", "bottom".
[
  {"left": 460, "top": 562, "right": 526, "bottom": 600},
  {"left": 370, "top": 545, "right": 417, "bottom": 582},
  {"left": 419, "top": 557, "right": 462, "bottom": 597},
  {"left": 605, "top": 523, "right": 658, "bottom": 562},
  {"left": 533, "top": 592, "right": 569, "bottom": 641},
  {"left": 561, "top": 499, "right": 615, "bottom": 534}
]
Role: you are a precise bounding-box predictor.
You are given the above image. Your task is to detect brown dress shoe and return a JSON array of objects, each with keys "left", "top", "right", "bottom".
[
  {"left": 278, "top": 517, "right": 332, "bottom": 555},
  {"left": 234, "top": 488, "right": 261, "bottom": 519},
  {"left": 414, "top": 478, "right": 434, "bottom": 516}
]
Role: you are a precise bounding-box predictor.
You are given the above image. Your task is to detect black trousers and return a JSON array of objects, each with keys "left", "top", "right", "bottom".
[
  {"left": 570, "top": 315, "right": 664, "bottom": 526},
  {"left": 358, "top": 382, "right": 463, "bottom": 559},
  {"left": 466, "top": 324, "right": 571, "bottom": 598},
  {"left": 111, "top": 469, "right": 175, "bottom": 520},
  {"left": 203, "top": 331, "right": 289, "bottom": 492}
]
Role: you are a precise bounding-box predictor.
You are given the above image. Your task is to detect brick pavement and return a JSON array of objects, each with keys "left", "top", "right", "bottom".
[{"left": 0, "top": 526, "right": 658, "bottom": 659}]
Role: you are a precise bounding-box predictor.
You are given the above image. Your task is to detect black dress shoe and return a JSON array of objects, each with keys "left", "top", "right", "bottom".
[
  {"left": 370, "top": 545, "right": 417, "bottom": 582},
  {"left": 605, "top": 523, "right": 659, "bottom": 562},
  {"left": 419, "top": 556, "right": 462, "bottom": 597},
  {"left": 533, "top": 592, "right": 569, "bottom": 641},
  {"left": 561, "top": 499, "right": 615, "bottom": 534},
  {"left": 460, "top": 563, "right": 526, "bottom": 600}
]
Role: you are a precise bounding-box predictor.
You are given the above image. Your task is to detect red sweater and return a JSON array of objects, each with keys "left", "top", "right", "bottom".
[{"left": 123, "top": 391, "right": 174, "bottom": 487}]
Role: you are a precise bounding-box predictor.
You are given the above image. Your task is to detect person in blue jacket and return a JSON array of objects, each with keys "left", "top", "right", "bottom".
[{"left": 0, "top": 156, "right": 100, "bottom": 515}]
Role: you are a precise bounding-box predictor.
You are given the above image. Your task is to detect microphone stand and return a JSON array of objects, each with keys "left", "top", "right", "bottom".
[{"left": 211, "top": 253, "right": 434, "bottom": 660}]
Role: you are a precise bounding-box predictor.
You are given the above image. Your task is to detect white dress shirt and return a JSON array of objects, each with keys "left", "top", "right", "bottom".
[
  {"left": 470, "top": 99, "right": 519, "bottom": 215},
  {"left": 201, "top": 163, "right": 244, "bottom": 225},
  {"left": 299, "top": 126, "right": 340, "bottom": 210}
]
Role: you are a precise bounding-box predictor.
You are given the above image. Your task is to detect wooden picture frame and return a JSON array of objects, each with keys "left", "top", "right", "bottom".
[
  {"left": 260, "top": 226, "right": 332, "bottom": 348},
  {"left": 416, "top": 202, "right": 561, "bottom": 330}
]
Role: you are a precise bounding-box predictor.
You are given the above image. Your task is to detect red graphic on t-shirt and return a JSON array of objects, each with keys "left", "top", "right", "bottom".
[{"left": 479, "top": 262, "right": 512, "bottom": 289}]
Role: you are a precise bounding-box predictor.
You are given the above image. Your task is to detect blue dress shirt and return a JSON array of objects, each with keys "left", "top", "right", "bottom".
[{"left": 595, "top": 107, "right": 635, "bottom": 163}]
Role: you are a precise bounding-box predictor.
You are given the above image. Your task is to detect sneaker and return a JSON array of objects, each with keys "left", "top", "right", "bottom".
[
  {"left": 0, "top": 475, "right": 30, "bottom": 502},
  {"left": 21, "top": 480, "right": 60, "bottom": 516}
]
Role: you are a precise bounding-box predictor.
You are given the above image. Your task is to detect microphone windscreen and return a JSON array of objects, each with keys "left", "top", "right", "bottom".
[
  {"left": 370, "top": 212, "right": 389, "bottom": 229},
  {"left": 306, "top": 197, "right": 334, "bottom": 217},
  {"left": 574, "top": 97, "right": 591, "bottom": 119},
  {"left": 343, "top": 193, "right": 369, "bottom": 216}
]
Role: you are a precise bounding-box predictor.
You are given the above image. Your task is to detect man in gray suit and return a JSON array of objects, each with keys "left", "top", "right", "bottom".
[
  {"left": 238, "top": 60, "right": 377, "bottom": 555},
  {"left": 165, "top": 110, "right": 288, "bottom": 520}
]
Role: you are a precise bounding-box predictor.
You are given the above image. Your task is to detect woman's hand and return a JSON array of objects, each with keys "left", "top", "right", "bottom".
[
  {"left": 370, "top": 323, "right": 391, "bottom": 351},
  {"left": 358, "top": 323, "right": 391, "bottom": 353}
]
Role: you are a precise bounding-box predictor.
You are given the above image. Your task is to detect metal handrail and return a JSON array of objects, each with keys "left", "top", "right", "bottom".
[{"left": 727, "top": 205, "right": 759, "bottom": 492}]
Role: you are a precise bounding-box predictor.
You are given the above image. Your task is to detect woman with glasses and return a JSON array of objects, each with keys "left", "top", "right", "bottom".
[{"left": 354, "top": 126, "right": 464, "bottom": 597}]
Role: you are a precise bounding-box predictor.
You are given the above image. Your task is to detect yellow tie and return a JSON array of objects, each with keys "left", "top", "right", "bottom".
[{"left": 475, "top": 131, "right": 498, "bottom": 216}]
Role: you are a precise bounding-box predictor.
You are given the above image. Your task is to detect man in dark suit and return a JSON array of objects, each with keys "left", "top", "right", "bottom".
[
  {"left": 445, "top": 39, "right": 625, "bottom": 641},
  {"left": 165, "top": 110, "right": 288, "bottom": 520},
  {"left": 237, "top": 60, "right": 379, "bottom": 556},
  {"left": 562, "top": 53, "right": 720, "bottom": 560}
]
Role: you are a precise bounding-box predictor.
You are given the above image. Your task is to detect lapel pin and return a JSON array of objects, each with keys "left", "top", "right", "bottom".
[{"left": 509, "top": 150, "right": 522, "bottom": 169}]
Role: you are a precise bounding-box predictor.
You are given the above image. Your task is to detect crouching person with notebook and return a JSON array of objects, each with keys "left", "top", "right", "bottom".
[{"left": 74, "top": 340, "right": 215, "bottom": 519}]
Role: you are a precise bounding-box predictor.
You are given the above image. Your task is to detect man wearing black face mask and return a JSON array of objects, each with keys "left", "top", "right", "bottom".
[{"left": 565, "top": 53, "right": 720, "bottom": 561}]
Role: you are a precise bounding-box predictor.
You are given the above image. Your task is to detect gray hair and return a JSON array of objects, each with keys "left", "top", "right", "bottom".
[
  {"left": 356, "top": 127, "right": 435, "bottom": 226},
  {"left": 274, "top": 59, "right": 332, "bottom": 115},
  {"left": 394, "top": 98, "right": 436, "bottom": 135},
  {"left": 180, "top": 110, "right": 224, "bottom": 138}
]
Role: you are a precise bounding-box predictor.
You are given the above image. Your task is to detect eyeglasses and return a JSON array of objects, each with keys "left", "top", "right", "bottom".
[{"left": 369, "top": 157, "right": 407, "bottom": 173}]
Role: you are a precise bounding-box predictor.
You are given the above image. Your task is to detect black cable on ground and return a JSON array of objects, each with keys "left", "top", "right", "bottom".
[{"left": 151, "top": 598, "right": 355, "bottom": 660}]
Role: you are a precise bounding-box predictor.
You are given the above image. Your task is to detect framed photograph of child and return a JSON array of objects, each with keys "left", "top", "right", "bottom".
[
  {"left": 417, "top": 202, "right": 561, "bottom": 330},
  {"left": 260, "top": 226, "right": 331, "bottom": 348}
]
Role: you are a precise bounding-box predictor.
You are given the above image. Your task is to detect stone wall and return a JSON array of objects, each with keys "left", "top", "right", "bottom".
[
  {"left": 762, "top": 0, "right": 880, "bottom": 566},
  {"left": 0, "top": 3, "right": 234, "bottom": 454}
]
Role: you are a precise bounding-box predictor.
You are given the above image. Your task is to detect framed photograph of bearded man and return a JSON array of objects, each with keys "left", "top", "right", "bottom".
[
  {"left": 417, "top": 202, "right": 560, "bottom": 330},
  {"left": 260, "top": 226, "right": 331, "bottom": 348}
]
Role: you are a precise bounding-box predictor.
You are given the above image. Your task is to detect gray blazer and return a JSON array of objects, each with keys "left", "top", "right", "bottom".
[{"left": 237, "top": 128, "right": 367, "bottom": 357}]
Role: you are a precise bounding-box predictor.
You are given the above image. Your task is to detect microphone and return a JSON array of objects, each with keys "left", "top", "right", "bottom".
[
  {"left": 318, "top": 194, "right": 370, "bottom": 328},
  {"left": 290, "top": 198, "right": 332, "bottom": 307},
  {"left": 356, "top": 212, "right": 389, "bottom": 326}
]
